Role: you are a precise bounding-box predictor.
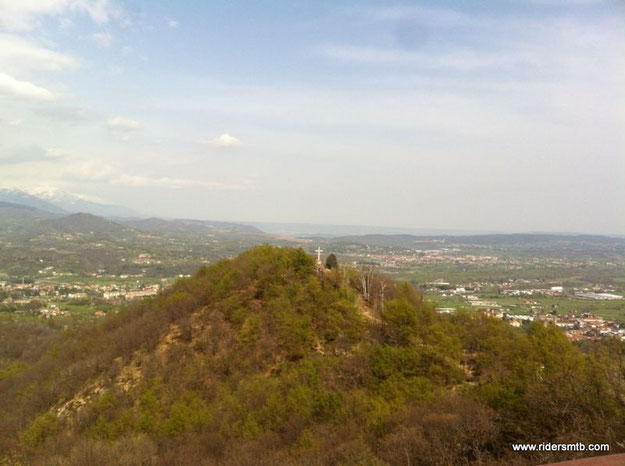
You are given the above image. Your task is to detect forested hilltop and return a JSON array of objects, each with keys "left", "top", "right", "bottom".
[{"left": 1, "top": 246, "right": 623, "bottom": 465}]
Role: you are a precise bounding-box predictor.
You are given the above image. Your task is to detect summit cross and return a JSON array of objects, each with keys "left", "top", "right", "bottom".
[{"left": 315, "top": 246, "right": 323, "bottom": 262}]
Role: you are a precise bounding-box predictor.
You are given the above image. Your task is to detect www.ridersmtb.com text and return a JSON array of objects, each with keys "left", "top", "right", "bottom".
[{"left": 512, "top": 443, "right": 610, "bottom": 452}]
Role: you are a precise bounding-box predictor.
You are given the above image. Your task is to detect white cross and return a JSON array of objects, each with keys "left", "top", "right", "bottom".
[{"left": 315, "top": 246, "right": 323, "bottom": 262}]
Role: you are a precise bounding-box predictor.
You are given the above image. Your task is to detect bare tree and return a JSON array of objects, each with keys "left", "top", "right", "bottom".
[
  {"left": 359, "top": 265, "right": 375, "bottom": 303},
  {"left": 379, "top": 282, "right": 387, "bottom": 311}
]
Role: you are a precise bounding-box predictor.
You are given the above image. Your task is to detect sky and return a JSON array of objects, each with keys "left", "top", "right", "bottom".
[{"left": 0, "top": 0, "right": 624, "bottom": 234}]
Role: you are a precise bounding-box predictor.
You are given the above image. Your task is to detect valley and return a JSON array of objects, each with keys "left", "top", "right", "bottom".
[{"left": 1, "top": 193, "right": 624, "bottom": 335}]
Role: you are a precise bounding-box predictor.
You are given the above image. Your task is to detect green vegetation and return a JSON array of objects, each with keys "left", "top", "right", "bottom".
[
  {"left": 0, "top": 204, "right": 270, "bottom": 279},
  {"left": 428, "top": 293, "right": 625, "bottom": 322},
  {"left": 325, "top": 253, "right": 339, "bottom": 269},
  {"left": 0, "top": 245, "right": 624, "bottom": 465},
  {"left": 394, "top": 262, "right": 625, "bottom": 289}
]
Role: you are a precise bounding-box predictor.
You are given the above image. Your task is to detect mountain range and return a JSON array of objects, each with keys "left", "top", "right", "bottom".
[
  {"left": 0, "top": 189, "right": 67, "bottom": 214},
  {"left": 1, "top": 187, "right": 622, "bottom": 249},
  {"left": 0, "top": 188, "right": 263, "bottom": 238},
  {"left": 0, "top": 188, "right": 141, "bottom": 218}
]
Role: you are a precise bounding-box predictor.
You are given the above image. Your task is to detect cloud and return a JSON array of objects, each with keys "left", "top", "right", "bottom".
[
  {"left": 531, "top": 0, "right": 611, "bottom": 4},
  {"left": 91, "top": 32, "right": 112, "bottom": 48},
  {"left": 106, "top": 116, "right": 141, "bottom": 132},
  {"left": 358, "top": 5, "right": 473, "bottom": 27},
  {"left": 199, "top": 133, "right": 242, "bottom": 148},
  {"left": 60, "top": 160, "right": 117, "bottom": 182},
  {"left": 114, "top": 174, "right": 252, "bottom": 190},
  {"left": 52, "top": 159, "right": 253, "bottom": 191},
  {"left": 59, "top": 17, "right": 74, "bottom": 29},
  {"left": 107, "top": 64, "right": 124, "bottom": 75},
  {"left": 37, "top": 105, "right": 95, "bottom": 123},
  {"left": 314, "top": 44, "right": 544, "bottom": 72},
  {"left": 0, "top": 0, "right": 127, "bottom": 31},
  {"left": 314, "top": 11, "right": 625, "bottom": 77},
  {"left": 0, "top": 145, "right": 63, "bottom": 165},
  {"left": 0, "top": 117, "right": 22, "bottom": 126},
  {"left": 27, "top": 186, "right": 106, "bottom": 203},
  {"left": 0, "top": 73, "right": 56, "bottom": 100},
  {"left": 316, "top": 44, "right": 425, "bottom": 65},
  {"left": 166, "top": 18, "right": 178, "bottom": 29},
  {"left": 0, "top": 34, "right": 80, "bottom": 73}
]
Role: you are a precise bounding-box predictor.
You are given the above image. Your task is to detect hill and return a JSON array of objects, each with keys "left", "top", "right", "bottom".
[
  {"left": 242, "top": 222, "right": 486, "bottom": 237},
  {"left": 0, "top": 246, "right": 623, "bottom": 465},
  {"left": 121, "top": 217, "right": 264, "bottom": 236},
  {"left": 0, "top": 202, "right": 61, "bottom": 233},
  {"left": 32, "top": 213, "right": 137, "bottom": 239},
  {"left": 0, "top": 209, "right": 269, "bottom": 278}
]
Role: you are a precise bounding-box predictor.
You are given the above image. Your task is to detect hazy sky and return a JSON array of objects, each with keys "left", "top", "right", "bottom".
[{"left": 1, "top": 0, "right": 624, "bottom": 234}]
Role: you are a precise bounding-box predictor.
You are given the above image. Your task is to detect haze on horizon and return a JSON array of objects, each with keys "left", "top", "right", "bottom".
[{"left": 0, "top": 0, "right": 623, "bottom": 235}]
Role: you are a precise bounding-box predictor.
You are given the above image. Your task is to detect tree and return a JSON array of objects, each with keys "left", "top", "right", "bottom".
[
  {"left": 325, "top": 253, "right": 339, "bottom": 270},
  {"left": 359, "top": 265, "right": 375, "bottom": 303}
]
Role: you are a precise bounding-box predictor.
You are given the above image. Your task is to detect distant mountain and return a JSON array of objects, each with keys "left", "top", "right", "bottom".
[
  {"left": 329, "top": 233, "right": 625, "bottom": 258},
  {"left": 0, "top": 186, "right": 264, "bottom": 241},
  {"left": 121, "top": 217, "right": 264, "bottom": 236},
  {"left": 34, "top": 213, "right": 136, "bottom": 238},
  {"left": 441, "top": 233, "right": 625, "bottom": 246},
  {"left": 28, "top": 188, "right": 142, "bottom": 218},
  {"left": 0, "top": 188, "right": 67, "bottom": 214},
  {"left": 0, "top": 201, "right": 57, "bottom": 218},
  {"left": 0, "top": 187, "right": 142, "bottom": 218},
  {"left": 244, "top": 221, "right": 487, "bottom": 237},
  {"left": 332, "top": 233, "right": 625, "bottom": 247},
  {"left": 0, "top": 202, "right": 61, "bottom": 234}
]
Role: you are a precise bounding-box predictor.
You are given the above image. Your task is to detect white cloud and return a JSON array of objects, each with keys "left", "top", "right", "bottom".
[
  {"left": 38, "top": 104, "right": 94, "bottom": 122},
  {"left": 28, "top": 186, "right": 106, "bottom": 203},
  {"left": 0, "top": 0, "right": 127, "bottom": 31},
  {"left": 359, "top": 5, "right": 473, "bottom": 27},
  {"left": 315, "top": 44, "right": 544, "bottom": 72},
  {"left": 0, "top": 73, "right": 56, "bottom": 100},
  {"left": 0, "top": 145, "right": 65, "bottom": 165},
  {"left": 199, "top": 133, "right": 242, "bottom": 148},
  {"left": 166, "top": 18, "right": 178, "bottom": 29},
  {"left": 315, "top": 11, "right": 625, "bottom": 78},
  {"left": 58, "top": 17, "right": 74, "bottom": 29},
  {"left": 50, "top": 159, "right": 252, "bottom": 190},
  {"left": 316, "top": 44, "right": 427, "bottom": 65},
  {"left": 114, "top": 174, "right": 252, "bottom": 190},
  {"left": 91, "top": 32, "right": 112, "bottom": 48},
  {"left": 0, "top": 34, "right": 79, "bottom": 72},
  {"left": 59, "top": 159, "right": 116, "bottom": 181},
  {"left": 107, "top": 64, "right": 124, "bottom": 74},
  {"left": 106, "top": 116, "right": 141, "bottom": 132},
  {"left": 0, "top": 154, "right": 255, "bottom": 193},
  {"left": 0, "top": 117, "right": 22, "bottom": 126}
]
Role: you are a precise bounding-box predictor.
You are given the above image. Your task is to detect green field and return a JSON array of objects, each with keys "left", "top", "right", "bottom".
[
  {"left": 427, "top": 293, "right": 625, "bottom": 322},
  {"left": 395, "top": 263, "right": 625, "bottom": 289}
]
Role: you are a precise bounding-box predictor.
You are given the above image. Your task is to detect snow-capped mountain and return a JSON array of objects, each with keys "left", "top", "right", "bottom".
[
  {"left": 0, "top": 188, "right": 142, "bottom": 218},
  {"left": 29, "top": 188, "right": 142, "bottom": 218},
  {"left": 0, "top": 188, "right": 67, "bottom": 214}
]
